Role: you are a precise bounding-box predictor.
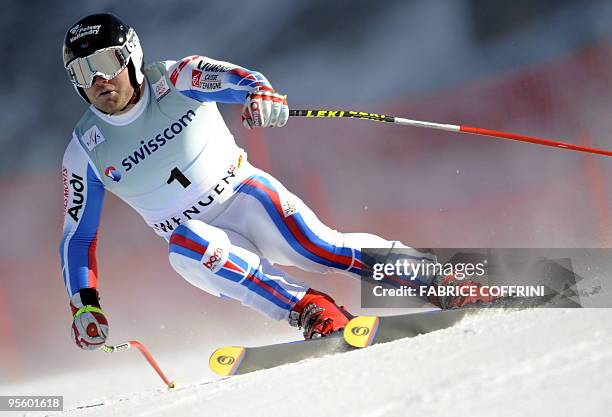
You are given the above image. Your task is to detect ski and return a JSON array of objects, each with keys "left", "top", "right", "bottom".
[
  {"left": 343, "top": 293, "right": 577, "bottom": 348},
  {"left": 210, "top": 294, "right": 579, "bottom": 375},
  {"left": 209, "top": 334, "right": 354, "bottom": 376},
  {"left": 343, "top": 308, "right": 472, "bottom": 348}
]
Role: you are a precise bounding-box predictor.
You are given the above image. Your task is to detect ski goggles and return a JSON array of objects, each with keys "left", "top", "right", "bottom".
[{"left": 65, "top": 29, "right": 139, "bottom": 89}]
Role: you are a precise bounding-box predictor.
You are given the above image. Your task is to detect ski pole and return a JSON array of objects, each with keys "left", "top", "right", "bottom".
[
  {"left": 102, "top": 340, "right": 176, "bottom": 389},
  {"left": 289, "top": 109, "right": 612, "bottom": 157}
]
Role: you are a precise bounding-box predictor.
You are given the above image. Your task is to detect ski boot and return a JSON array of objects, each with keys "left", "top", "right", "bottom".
[{"left": 289, "top": 289, "right": 353, "bottom": 339}]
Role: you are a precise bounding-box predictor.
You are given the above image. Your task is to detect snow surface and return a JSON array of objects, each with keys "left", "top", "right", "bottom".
[{"left": 5, "top": 309, "right": 612, "bottom": 417}]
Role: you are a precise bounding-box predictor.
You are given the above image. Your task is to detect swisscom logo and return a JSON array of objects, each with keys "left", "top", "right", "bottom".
[
  {"left": 121, "top": 110, "right": 196, "bottom": 172},
  {"left": 104, "top": 166, "right": 122, "bottom": 182}
]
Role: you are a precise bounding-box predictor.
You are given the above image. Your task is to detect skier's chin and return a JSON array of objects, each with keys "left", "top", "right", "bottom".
[{"left": 93, "top": 96, "right": 128, "bottom": 114}]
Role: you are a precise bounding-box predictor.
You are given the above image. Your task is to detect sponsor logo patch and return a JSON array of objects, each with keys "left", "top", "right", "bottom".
[
  {"left": 62, "top": 167, "right": 69, "bottom": 215},
  {"left": 104, "top": 166, "right": 122, "bottom": 182},
  {"left": 152, "top": 77, "right": 170, "bottom": 101},
  {"left": 67, "top": 173, "right": 85, "bottom": 222},
  {"left": 196, "top": 61, "right": 231, "bottom": 72},
  {"left": 191, "top": 69, "right": 222, "bottom": 90},
  {"left": 192, "top": 69, "right": 202, "bottom": 88},
  {"left": 203, "top": 246, "right": 226, "bottom": 272},
  {"left": 120, "top": 110, "right": 197, "bottom": 173},
  {"left": 279, "top": 191, "right": 298, "bottom": 217},
  {"left": 81, "top": 125, "right": 105, "bottom": 151}
]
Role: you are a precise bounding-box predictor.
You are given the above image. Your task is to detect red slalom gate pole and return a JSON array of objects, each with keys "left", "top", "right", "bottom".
[
  {"left": 289, "top": 109, "right": 612, "bottom": 157},
  {"left": 102, "top": 340, "right": 176, "bottom": 389}
]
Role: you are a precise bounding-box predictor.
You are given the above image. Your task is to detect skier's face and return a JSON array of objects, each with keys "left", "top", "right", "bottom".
[{"left": 84, "top": 68, "right": 135, "bottom": 114}]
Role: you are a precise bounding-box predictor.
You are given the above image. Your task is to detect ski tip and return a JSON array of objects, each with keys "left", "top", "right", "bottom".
[
  {"left": 209, "top": 346, "right": 246, "bottom": 376},
  {"left": 343, "top": 316, "right": 380, "bottom": 348}
]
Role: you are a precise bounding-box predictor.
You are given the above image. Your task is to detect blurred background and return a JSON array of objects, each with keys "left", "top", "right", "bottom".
[{"left": 1, "top": 0, "right": 611, "bottom": 389}]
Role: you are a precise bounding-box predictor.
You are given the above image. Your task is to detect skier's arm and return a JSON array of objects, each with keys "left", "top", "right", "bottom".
[
  {"left": 59, "top": 135, "right": 109, "bottom": 350},
  {"left": 169, "top": 55, "right": 289, "bottom": 128},
  {"left": 169, "top": 55, "right": 272, "bottom": 103}
]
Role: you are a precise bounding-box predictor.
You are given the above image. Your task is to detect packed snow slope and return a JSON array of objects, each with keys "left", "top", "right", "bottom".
[{"left": 11, "top": 309, "right": 612, "bottom": 417}]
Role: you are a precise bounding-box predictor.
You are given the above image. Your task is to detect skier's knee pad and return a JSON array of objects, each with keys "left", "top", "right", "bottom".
[{"left": 167, "top": 220, "right": 232, "bottom": 295}]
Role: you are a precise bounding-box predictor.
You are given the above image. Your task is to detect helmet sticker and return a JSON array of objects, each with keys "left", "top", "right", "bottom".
[{"left": 69, "top": 24, "right": 102, "bottom": 43}]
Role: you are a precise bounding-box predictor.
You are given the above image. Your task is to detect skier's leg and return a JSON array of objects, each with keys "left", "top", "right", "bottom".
[
  {"left": 167, "top": 219, "right": 309, "bottom": 321},
  {"left": 219, "top": 168, "right": 498, "bottom": 308},
  {"left": 168, "top": 219, "right": 350, "bottom": 337},
  {"left": 222, "top": 169, "right": 437, "bottom": 290},
  {"left": 226, "top": 169, "right": 496, "bottom": 309}
]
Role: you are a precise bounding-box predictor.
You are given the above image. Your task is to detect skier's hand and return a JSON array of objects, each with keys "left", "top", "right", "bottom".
[
  {"left": 69, "top": 288, "right": 109, "bottom": 350},
  {"left": 242, "top": 87, "right": 288, "bottom": 129}
]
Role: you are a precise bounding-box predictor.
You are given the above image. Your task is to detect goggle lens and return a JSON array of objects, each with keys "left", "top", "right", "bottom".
[{"left": 67, "top": 47, "right": 128, "bottom": 88}]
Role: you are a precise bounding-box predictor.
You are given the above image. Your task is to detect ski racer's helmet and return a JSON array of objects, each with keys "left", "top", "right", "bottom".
[{"left": 62, "top": 13, "right": 144, "bottom": 102}]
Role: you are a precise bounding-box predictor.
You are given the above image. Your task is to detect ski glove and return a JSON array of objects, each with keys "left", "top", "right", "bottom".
[
  {"left": 69, "top": 288, "right": 109, "bottom": 350},
  {"left": 242, "top": 88, "right": 289, "bottom": 129}
]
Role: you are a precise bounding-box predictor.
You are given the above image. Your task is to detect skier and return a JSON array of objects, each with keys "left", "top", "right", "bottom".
[{"left": 61, "top": 13, "right": 493, "bottom": 350}]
